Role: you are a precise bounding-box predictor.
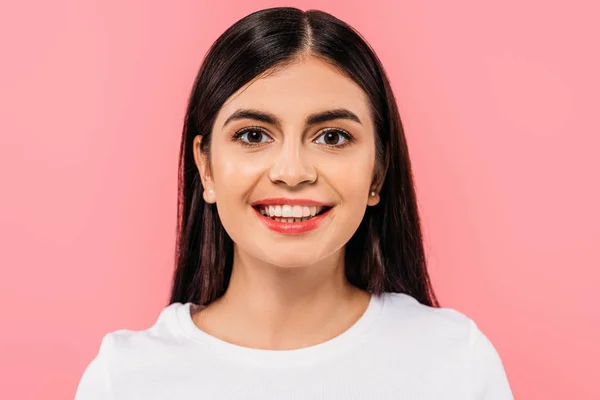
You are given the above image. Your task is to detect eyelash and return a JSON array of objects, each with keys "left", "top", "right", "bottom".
[{"left": 232, "top": 126, "right": 355, "bottom": 149}]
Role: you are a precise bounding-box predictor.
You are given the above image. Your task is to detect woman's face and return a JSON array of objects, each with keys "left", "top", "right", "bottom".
[{"left": 194, "top": 56, "right": 380, "bottom": 268}]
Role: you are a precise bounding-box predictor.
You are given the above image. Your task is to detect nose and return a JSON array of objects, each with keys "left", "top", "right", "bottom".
[{"left": 268, "top": 140, "right": 317, "bottom": 187}]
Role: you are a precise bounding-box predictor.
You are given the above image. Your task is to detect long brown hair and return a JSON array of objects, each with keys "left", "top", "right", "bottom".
[{"left": 169, "top": 7, "right": 439, "bottom": 308}]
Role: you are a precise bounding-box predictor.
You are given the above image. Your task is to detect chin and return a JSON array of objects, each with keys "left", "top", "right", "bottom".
[
  {"left": 258, "top": 248, "right": 325, "bottom": 269},
  {"left": 268, "top": 255, "right": 319, "bottom": 269}
]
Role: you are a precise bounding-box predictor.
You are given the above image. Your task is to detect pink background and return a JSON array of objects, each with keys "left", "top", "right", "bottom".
[{"left": 1, "top": 1, "right": 598, "bottom": 398}]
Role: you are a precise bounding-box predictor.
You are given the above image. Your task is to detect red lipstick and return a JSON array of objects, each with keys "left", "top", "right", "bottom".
[
  {"left": 251, "top": 198, "right": 333, "bottom": 235},
  {"left": 253, "top": 207, "right": 332, "bottom": 234}
]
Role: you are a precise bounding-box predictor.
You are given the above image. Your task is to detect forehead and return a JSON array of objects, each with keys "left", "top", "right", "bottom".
[{"left": 215, "top": 57, "right": 372, "bottom": 127}]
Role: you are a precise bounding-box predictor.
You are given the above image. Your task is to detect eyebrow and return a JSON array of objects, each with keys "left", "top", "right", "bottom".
[{"left": 222, "top": 108, "right": 362, "bottom": 129}]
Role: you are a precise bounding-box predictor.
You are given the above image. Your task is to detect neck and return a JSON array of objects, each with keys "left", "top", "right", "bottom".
[{"left": 194, "top": 246, "right": 370, "bottom": 350}]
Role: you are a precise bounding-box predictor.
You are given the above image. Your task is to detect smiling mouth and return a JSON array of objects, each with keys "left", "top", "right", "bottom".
[{"left": 253, "top": 204, "right": 331, "bottom": 223}]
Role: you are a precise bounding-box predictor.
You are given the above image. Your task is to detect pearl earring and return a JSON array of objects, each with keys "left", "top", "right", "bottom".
[
  {"left": 207, "top": 189, "right": 214, "bottom": 195},
  {"left": 370, "top": 191, "right": 376, "bottom": 197}
]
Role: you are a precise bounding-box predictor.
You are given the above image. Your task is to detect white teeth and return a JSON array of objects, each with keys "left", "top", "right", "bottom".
[
  {"left": 281, "top": 205, "right": 293, "bottom": 218},
  {"left": 292, "top": 205, "right": 303, "bottom": 218},
  {"left": 259, "top": 204, "right": 329, "bottom": 220}
]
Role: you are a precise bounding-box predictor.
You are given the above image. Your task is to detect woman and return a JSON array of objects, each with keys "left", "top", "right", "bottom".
[{"left": 76, "top": 7, "right": 513, "bottom": 399}]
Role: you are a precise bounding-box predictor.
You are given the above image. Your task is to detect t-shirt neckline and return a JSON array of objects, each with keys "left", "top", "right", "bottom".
[{"left": 175, "top": 292, "right": 385, "bottom": 368}]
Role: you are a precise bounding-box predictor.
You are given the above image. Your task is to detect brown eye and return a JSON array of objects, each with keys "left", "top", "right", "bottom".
[
  {"left": 325, "top": 131, "right": 340, "bottom": 145},
  {"left": 246, "top": 129, "right": 263, "bottom": 143},
  {"left": 315, "top": 129, "right": 352, "bottom": 147},
  {"left": 234, "top": 128, "right": 273, "bottom": 145}
]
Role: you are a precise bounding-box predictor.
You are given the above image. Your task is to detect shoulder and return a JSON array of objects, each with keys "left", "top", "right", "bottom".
[
  {"left": 379, "top": 292, "right": 499, "bottom": 352},
  {"left": 379, "top": 292, "right": 474, "bottom": 338},
  {"left": 75, "top": 302, "right": 190, "bottom": 399},
  {"left": 378, "top": 292, "right": 514, "bottom": 399},
  {"left": 98, "top": 302, "right": 190, "bottom": 357}
]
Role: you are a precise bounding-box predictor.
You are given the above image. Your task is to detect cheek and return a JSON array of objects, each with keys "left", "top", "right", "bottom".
[
  {"left": 214, "top": 154, "right": 254, "bottom": 180},
  {"left": 210, "top": 151, "right": 254, "bottom": 244},
  {"left": 210, "top": 147, "right": 265, "bottom": 195},
  {"left": 321, "top": 150, "right": 375, "bottom": 194},
  {"left": 209, "top": 147, "right": 268, "bottom": 242}
]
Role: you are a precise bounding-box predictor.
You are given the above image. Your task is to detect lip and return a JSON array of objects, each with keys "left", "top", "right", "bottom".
[
  {"left": 250, "top": 198, "right": 331, "bottom": 207},
  {"left": 252, "top": 206, "right": 332, "bottom": 235}
]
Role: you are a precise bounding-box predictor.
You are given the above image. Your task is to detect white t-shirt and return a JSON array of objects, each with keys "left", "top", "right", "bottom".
[{"left": 75, "top": 292, "right": 513, "bottom": 399}]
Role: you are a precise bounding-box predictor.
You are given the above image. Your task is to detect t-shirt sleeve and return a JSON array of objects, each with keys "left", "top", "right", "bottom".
[
  {"left": 467, "top": 320, "right": 514, "bottom": 399},
  {"left": 74, "top": 334, "right": 115, "bottom": 400}
]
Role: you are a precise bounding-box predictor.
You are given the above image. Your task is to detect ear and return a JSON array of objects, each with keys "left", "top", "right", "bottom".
[
  {"left": 367, "top": 177, "right": 383, "bottom": 206},
  {"left": 367, "top": 159, "right": 386, "bottom": 207},
  {"left": 367, "top": 187, "right": 381, "bottom": 207},
  {"left": 192, "top": 135, "right": 216, "bottom": 204}
]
